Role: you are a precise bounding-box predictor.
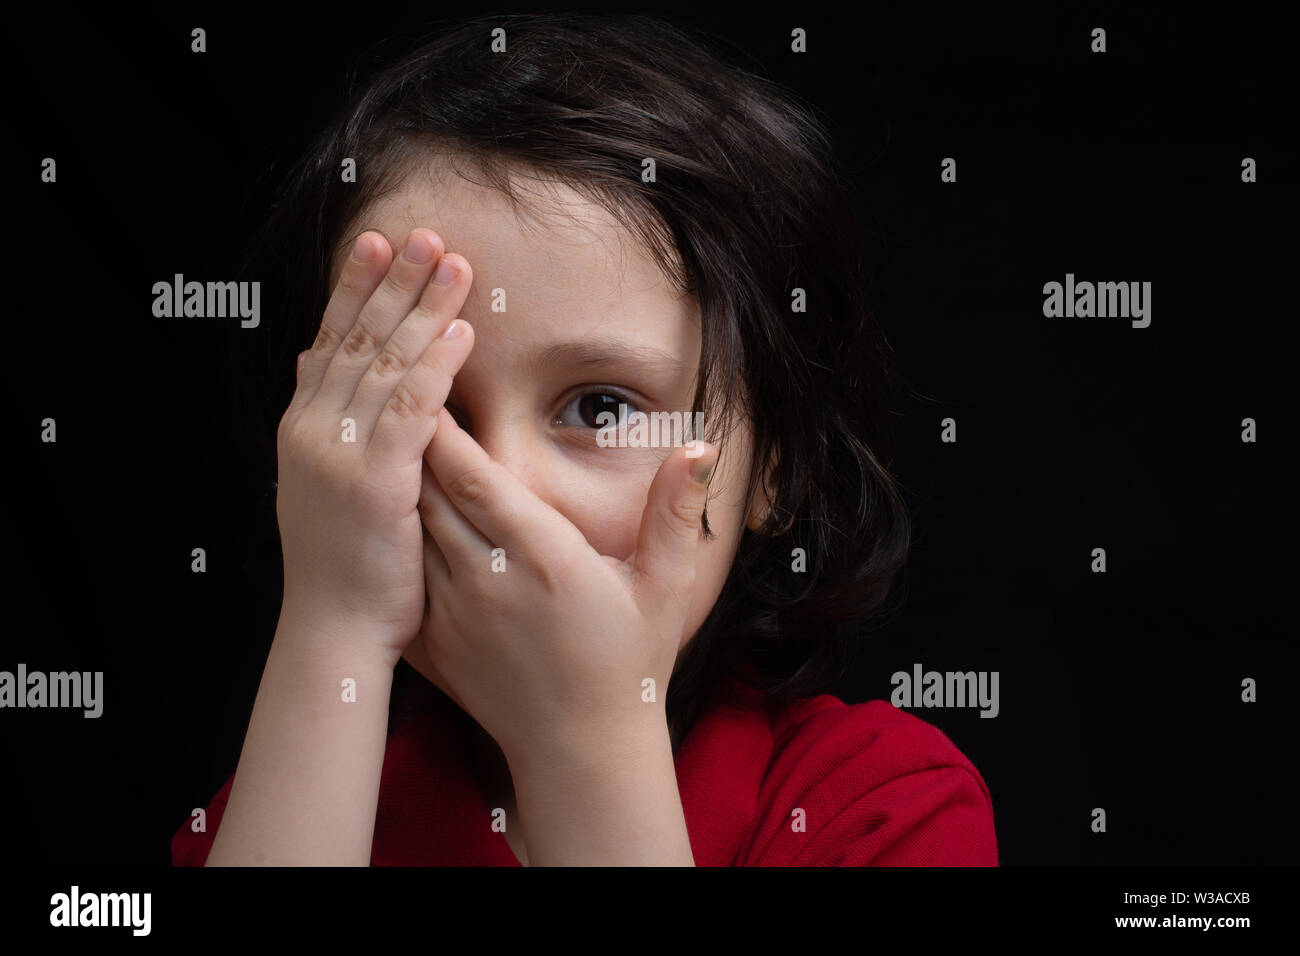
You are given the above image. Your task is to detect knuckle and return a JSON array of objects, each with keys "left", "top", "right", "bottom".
[
  {"left": 380, "top": 263, "right": 416, "bottom": 298},
  {"left": 311, "top": 321, "right": 344, "bottom": 354},
  {"left": 538, "top": 552, "right": 579, "bottom": 592},
  {"left": 275, "top": 419, "right": 294, "bottom": 457},
  {"left": 406, "top": 297, "right": 437, "bottom": 323},
  {"left": 334, "top": 268, "right": 369, "bottom": 299},
  {"left": 276, "top": 412, "right": 311, "bottom": 451},
  {"left": 414, "top": 344, "right": 449, "bottom": 380},
  {"left": 280, "top": 425, "right": 342, "bottom": 488},
  {"left": 665, "top": 497, "right": 704, "bottom": 534},
  {"left": 341, "top": 319, "right": 381, "bottom": 359},
  {"left": 276, "top": 416, "right": 300, "bottom": 456},
  {"left": 386, "top": 380, "right": 426, "bottom": 421},
  {"left": 372, "top": 341, "right": 408, "bottom": 379},
  {"left": 445, "top": 466, "right": 493, "bottom": 509}
]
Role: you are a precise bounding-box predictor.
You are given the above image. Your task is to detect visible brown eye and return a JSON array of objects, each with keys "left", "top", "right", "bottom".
[
  {"left": 579, "top": 392, "right": 624, "bottom": 428},
  {"left": 555, "top": 390, "right": 635, "bottom": 429}
]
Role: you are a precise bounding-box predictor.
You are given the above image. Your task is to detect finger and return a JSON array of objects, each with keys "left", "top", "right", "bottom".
[
  {"left": 364, "top": 257, "right": 475, "bottom": 470},
  {"left": 422, "top": 408, "right": 575, "bottom": 562},
  {"left": 348, "top": 253, "right": 469, "bottom": 431},
  {"left": 629, "top": 440, "right": 717, "bottom": 603},
  {"left": 365, "top": 318, "right": 475, "bottom": 472},
  {"left": 417, "top": 460, "right": 493, "bottom": 575},
  {"left": 292, "top": 231, "right": 392, "bottom": 411},
  {"left": 314, "top": 228, "right": 447, "bottom": 410}
]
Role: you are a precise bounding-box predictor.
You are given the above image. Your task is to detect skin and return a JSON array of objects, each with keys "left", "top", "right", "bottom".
[{"left": 208, "top": 158, "right": 764, "bottom": 867}]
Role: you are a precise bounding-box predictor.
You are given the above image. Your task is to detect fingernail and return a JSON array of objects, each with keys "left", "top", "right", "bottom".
[
  {"left": 689, "top": 446, "right": 714, "bottom": 484},
  {"left": 432, "top": 256, "right": 460, "bottom": 285},
  {"left": 351, "top": 234, "right": 376, "bottom": 262},
  {"left": 402, "top": 232, "right": 434, "bottom": 263},
  {"left": 440, "top": 320, "right": 464, "bottom": 339}
]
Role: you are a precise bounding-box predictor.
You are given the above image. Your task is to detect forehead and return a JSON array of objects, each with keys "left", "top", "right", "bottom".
[{"left": 331, "top": 160, "right": 698, "bottom": 349}]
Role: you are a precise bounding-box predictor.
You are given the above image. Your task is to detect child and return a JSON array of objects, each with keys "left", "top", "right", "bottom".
[{"left": 171, "top": 13, "right": 997, "bottom": 866}]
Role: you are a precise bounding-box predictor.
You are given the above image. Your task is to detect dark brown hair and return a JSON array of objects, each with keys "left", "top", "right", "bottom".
[{"left": 229, "top": 13, "right": 910, "bottom": 748}]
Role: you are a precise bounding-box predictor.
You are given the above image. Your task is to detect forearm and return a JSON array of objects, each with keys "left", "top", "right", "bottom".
[
  {"left": 509, "top": 718, "right": 696, "bottom": 866},
  {"left": 204, "top": 608, "right": 399, "bottom": 866}
]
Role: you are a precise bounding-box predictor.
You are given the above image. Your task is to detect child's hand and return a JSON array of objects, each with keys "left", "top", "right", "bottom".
[
  {"left": 275, "top": 228, "right": 473, "bottom": 661},
  {"left": 415, "top": 408, "right": 718, "bottom": 773}
]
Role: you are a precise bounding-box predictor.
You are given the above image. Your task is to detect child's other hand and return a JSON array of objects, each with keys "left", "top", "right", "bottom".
[
  {"left": 415, "top": 409, "right": 718, "bottom": 773},
  {"left": 275, "top": 229, "right": 473, "bottom": 662}
]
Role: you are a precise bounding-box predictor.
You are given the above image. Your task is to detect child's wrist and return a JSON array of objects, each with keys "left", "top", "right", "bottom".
[
  {"left": 275, "top": 595, "right": 408, "bottom": 671},
  {"left": 503, "top": 707, "right": 673, "bottom": 784}
]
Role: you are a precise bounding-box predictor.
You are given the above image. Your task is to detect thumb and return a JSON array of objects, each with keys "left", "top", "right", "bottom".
[{"left": 631, "top": 440, "right": 717, "bottom": 601}]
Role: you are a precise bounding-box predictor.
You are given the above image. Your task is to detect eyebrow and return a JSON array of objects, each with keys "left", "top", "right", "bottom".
[{"left": 532, "top": 340, "right": 688, "bottom": 376}]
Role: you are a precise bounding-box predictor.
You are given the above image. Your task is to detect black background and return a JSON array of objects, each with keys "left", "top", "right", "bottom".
[{"left": 4, "top": 2, "right": 1294, "bottom": 868}]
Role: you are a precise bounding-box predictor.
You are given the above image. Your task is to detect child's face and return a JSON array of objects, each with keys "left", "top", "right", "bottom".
[{"left": 328, "top": 162, "right": 759, "bottom": 668}]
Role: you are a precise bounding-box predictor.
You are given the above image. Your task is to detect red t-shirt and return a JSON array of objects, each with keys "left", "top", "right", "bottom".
[{"left": 171, "top": 676, "right": 998, "bottom": 866}]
